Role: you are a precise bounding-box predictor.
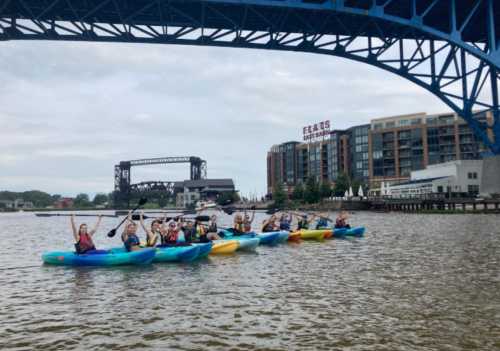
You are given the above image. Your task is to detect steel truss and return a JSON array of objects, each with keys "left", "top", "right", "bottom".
[
  {"left": 0, "top": 0, "right": 499, "bottom": 153},
  {"left": 113, "top": 155, "right": 207, "bottom": 206}
]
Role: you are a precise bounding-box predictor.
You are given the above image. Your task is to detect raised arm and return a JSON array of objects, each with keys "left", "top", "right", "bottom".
[
  {"left": 89, "top": 215, "right": 102, "bottom": 236},
  {"left": 139, "top": 211, "right": 150, "bottom": 235},
  {"left": 122, "top": 210, "right": 132, "bottom": 236},
  {"left": 71, "top": 214, "right": 79, "bottom": 242},
  {"left": 249, "top": 211, "right": 255, "bottom": 223}
]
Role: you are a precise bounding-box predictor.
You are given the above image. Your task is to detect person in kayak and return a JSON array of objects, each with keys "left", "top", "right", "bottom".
[
  {"left": 160, "top": 220, "right": 181, "bottom": 246},
  {"left": 262, "top": 215, "right": 278, "bottom": 232},
  {"left": 296, "top": 214, "right": 312, "bottom": 230},
  {"left": 335, "top": 211, "right": 351, "bottom": 229},
  {"left": 315, "top": 214, "right": 330, "bottom": 230},
  {"left": 121, "top": 211, "right": 142, "bottom": 252},
  {"left": 71, "top": 214, "right": 106, "bottom": 254},
  {"left": 195, "top": 217, "right": 221, "bottom": 242},
  {"left": 182, "top": 220, "right": 198, "bottom": 243},
  {"left": 279, "top": 213, "right": 293, "bottom": 231},
  {"left": 243, "top": 211, "right": 255, "bottom": 233},
  {"left": 139, "top": 211, "right": 161, "bottom": 247},
  {"left": 232, "top": 214, "right": 245, "bottom": 235}
]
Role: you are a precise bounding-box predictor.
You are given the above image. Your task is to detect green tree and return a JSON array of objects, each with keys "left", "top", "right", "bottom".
[
  {"left": 292, "top": 183, "right": 304, "bottom": 201},
  {"left": 304, "top": 177, "right": 320, "bottom": 204},
  {"left": 319, "top": 181, "right": 333, "bottom": 199},
  {"left": 74, "top": 193, "right": 91, "bottom": 208},
  {"left": 272, "top": 182, "right": 287, "bottom": 209},
  {"left": 93, "top": 193, "right": 108, "bottom": 206},
  {"left": 333, "top": 172, "right": 350, "bottom": 197}
]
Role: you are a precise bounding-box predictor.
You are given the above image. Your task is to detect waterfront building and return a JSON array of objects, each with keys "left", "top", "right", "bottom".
[
  {"left": 369, "top": 111, "right": 492, "bottom": 189},
  {"left": 266, "top": 110, "right": 491, "bottom": 196},
  {"left": 376, "top": 160, "right": 483, "bottom": 198},
  {"left": 175, "top": 179, "right": 236, "bottom": 207}
]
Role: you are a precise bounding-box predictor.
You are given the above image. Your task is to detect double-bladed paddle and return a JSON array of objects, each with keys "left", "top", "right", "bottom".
[
  {"left": 107, "top": 197, "right": 148, "bottom": 238},
  {"left": 132, "top": 214, "right": 210, "bottom": 222},
  {"left": 35, "top": 213, "right": 118, "bottom": 218}
]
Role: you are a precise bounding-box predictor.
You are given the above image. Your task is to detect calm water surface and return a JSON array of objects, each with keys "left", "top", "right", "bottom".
[{"left": 0, "top": 211, "right": 499, "bottom": 351}]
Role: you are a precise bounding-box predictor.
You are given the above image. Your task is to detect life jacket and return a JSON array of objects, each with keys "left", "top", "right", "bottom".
[
  {"left": 279, "top": 220, "right": 291, "bottom": 231},
  {"left": 207, "top": 222, "right": 217, "bottom": 233},
  {"left": 164, "top": 229, "right": 179, "bottom": 244},
  {"left": 297, "top": 220, "right": 309, "bottom": 230},
  {"left": 243, "top": 221, "right": 252, "bottom": 232},
  {"left": 234, "top": 222, "right": 245, "bottom": 233},
  {"left": 76, "top": 232, "right": 96, "bottom": 254},
  {"left": 123, "top": 233, "right": 140, "bottom": 252},
  {"left": 335, "top": 218, "right": 347, "bottom": 228},
  {"left": 316, "top": 218, "right": 328, "bottom": 229},
  {"left": 146, "top": 232, "right": 159, "bottom": 247},
  {"left": 262, "top": 222, "right": 275, "bottom": 233},
  {"left": 197, "top": 224, "right": 206, "bottom": 235}
]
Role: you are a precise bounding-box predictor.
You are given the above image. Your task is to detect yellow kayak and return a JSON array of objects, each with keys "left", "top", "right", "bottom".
[
  {"left": 297, "top": 229, "right": 329, "bottom": 241},
  {"left": 210, "top": 240, "right": 239, "bottom": 255}
]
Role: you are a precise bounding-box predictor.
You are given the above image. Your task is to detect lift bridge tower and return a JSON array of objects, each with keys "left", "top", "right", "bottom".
[{"left": 114, "top": 156, "right": 207, "bottom": 207}]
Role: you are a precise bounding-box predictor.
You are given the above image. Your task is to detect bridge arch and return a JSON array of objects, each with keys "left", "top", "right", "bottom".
[{"left": 1, "top": 0, "right": 499, "bottom": 153}]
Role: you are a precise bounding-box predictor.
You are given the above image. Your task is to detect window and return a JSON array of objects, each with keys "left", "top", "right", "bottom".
[
  {"left": 373, "top": 123, "right": 383, "bottom": 131},
  {"left": 399, "top": 119, "right": 409, "bottom": 126},
  {"left": 468, "top": 172, "right": 478, "bottom": 179},
  {"left": 468, "top": 185, "right": 479, "bottom": 195},
  {"left": 386, "top": 121, "right": 396, "bottom": 128}
]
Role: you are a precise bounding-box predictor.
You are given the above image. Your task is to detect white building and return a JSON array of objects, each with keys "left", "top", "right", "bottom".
[{"left": 380, "top": 160, "right": 483, "bottom": 198}]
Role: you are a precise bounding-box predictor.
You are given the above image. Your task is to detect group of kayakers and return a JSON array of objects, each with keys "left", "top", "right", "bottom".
[{"left": 70, "top": 209, "right": 351, "bottom": 255}]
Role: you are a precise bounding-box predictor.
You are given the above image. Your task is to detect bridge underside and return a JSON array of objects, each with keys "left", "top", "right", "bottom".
[{"left": 0, "top": 0, "right": 499, "bottom": 153}]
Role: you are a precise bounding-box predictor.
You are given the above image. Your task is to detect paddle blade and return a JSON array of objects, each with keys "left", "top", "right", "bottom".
[
  {"left": 138, "top": 198, "right": 148, "bottom": 206},
  {"left": 266, "top": 208, "right": 279, "bottom": 215},
  {"left": 131, "top": 214, "right": 142, "bottom": 221},
  {"left": 250, "top": 205, "right": 256, "bottom": 211},
  {"left": 107, "top": 229, "right": 117, "bottom": 238},
  {"left": 222, "top": 207, "right": 235, "bottom": 215},
  {"left": 195, "top": 215, "right": 210, "bottom": 222}
]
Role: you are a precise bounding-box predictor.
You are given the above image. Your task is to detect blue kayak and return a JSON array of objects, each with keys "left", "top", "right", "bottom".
[
  {"left": 346, "top": 227, "right": 365, "bottom": 237},
  {"left": 111, "top": 245, "right": 201, "bottom": 263},
  {"left": 219, "top": 230, "right": 260, "bottom": 251},
  {"left": 42, "top": 248, "right": 156, "bottom": 266},
  {"left": 276, "top": 231, "right": 290, "bottom": 243},
  {"left": 221, "top": 230, "right": 281, "bottom": 246},
  {"left": 193, "top": 242, "right": 213, "bottom": 259}
]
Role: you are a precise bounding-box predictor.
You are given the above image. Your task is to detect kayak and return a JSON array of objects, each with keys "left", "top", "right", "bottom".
[
  {"left": 288, "top": 231, "right": 302, "bottom": 242},
  {"left": 277, "top": 231, "right": 290, "bottom": 243},
  {"left": 346, "top": 227, "right": 365, "bottom": 237},
  {"left": 154, "top": 245, "right": 200, "bottom": 263},
  {"left": 193, "top": 242, "right": 213, "bottom": 259},
  {"left": 42, "top": 248, "right": 156, "bottom": 266},
  {"left": 254, "top": 232, "right": 281, "bottom": 246},
  {"left": 234, "top": 237, "right": 260, "bottom": 252},
  {"left": 220, "top": 230, "right": 281, "bottom": 246},
  {"left": 297, "top": 229, "right": 329, "bottom": 241},
  {"left": 210, "top": 240, "right": 239, "bottom": 255}
]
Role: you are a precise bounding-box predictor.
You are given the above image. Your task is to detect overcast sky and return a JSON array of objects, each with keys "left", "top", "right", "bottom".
[{"left": 0, "top": 40, "right": 452, "bottom": 198}]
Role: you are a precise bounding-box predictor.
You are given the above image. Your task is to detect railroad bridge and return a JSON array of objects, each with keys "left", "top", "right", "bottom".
[
  {"left": 1, "top": 0, "right": 499, "bottom": 154},
  {"left": 114, "top": 156, "right": 207, "bottom": 206}
]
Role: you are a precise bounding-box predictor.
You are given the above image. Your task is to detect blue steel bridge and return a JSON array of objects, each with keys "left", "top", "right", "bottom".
[{"left": 1, "top": 0, "right": 499, "bottom": 154}]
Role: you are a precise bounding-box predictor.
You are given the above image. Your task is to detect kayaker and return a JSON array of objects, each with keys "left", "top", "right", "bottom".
[
  {"left": 243, "top": 211, "right": 255, "bottom": 233},
  {"left": 161, "top": 220, "right": 181, "bottom": 246},
  {"left": 195, "top": 217, "right": 221, "bottom": 242},
  {"left": 71, "top": 214, "right": 106, "bottom": 254},
  {"left": 121, "top": 211, "right": 142, "bottom": 252},
  {"left": 279, "top": 213, "right": 293, "bottom": 231},
  {"left": 182, "top": 220, "right": 198, "bottom": 243},
  {"left": 262, "top": 215, "right": 278, "bottom": 232},
  {"left": 335, "top": 211, "right": 351, "bottom": 229},
  {"left": 207, "top": 215, "right": 218, "bottom": 234},
  {"left": 315, "top": 214, "right": 330, "bottom": 230},
  {"left": 232, "top": 214, "right": 245, "bottom": 235},
  {"left": 296, "top": 214, "right": 311, "bottom": 230},
  {"left": 139, "top": 211, "right": 161, "bottom": 247}
]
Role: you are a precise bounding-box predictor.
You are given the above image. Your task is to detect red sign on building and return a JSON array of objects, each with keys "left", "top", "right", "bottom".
[{"left": 302, "top": 120, "right": 331, "bottom": 142}]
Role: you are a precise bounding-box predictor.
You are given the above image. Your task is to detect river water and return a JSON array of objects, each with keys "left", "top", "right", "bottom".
[{"left": 0, "top": 211, "right": 499, "bottom": 351}]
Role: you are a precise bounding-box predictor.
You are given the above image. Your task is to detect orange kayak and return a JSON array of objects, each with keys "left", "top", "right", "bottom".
[{"left": 288, "top": 232, "right": 302, "bottom": 242}]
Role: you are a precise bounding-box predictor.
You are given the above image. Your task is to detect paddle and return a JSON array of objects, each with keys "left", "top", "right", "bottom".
[
  {"left": 131, "top": 214, "right": 210, "bottom": 222},
  {"left": 107, "top": 197, "right": 148, "bottom": 238},
  {"left": 35, "top": 213, "right": 117, "bottom": 218}
]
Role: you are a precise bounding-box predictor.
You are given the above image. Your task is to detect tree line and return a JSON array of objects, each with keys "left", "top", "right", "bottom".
[
  {"left": 0, "top": 190, "right": 112, "bottom": 208},
  {"left": 271, "top": 172, "right": 366, "bottom": 208}
]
